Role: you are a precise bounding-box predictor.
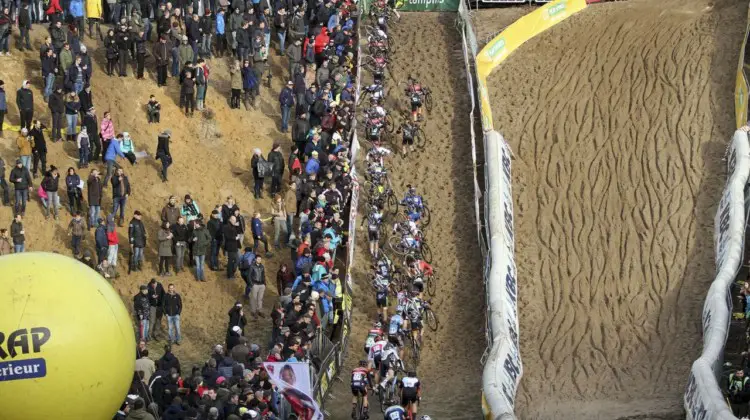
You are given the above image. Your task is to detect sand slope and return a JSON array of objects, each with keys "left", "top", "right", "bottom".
[
  {"left": 0, "top": 28, "right": 291, "bottom": 365},
  {"left": 326, "top": 13, "right": 484, "bottom": 419},
  {"left": 486, "top": 0, "right": 746, "bottom": 418}
]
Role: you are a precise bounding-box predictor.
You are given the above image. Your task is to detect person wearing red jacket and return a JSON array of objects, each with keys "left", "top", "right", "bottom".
[{"left": 106, "top": 216, "right": 119, "bottom": 269}]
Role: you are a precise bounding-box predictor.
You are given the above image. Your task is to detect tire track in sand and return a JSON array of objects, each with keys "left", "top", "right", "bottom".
[{"left": 487, "top": 0, "right": 745, "bottom": 418}]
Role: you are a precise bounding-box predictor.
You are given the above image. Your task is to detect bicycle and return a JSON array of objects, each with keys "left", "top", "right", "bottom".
[
  {"left": 421, "top": 299, "right": 439, "bottom": 332},
  {"left": 378, "top": 360, "right": 404, "bottom": 412},
  {"left": 424, "top": 272, "right": 437, "bottom": 297}
]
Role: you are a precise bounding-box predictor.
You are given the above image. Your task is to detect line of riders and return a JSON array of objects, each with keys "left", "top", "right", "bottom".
[{"left": 349, "top": 1, "right": 436, "bottom": 419}]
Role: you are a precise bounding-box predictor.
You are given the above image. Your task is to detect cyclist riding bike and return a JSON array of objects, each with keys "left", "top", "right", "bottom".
[
  {"left": 365, "top": 321, "right": 385, "bottom": 355},
  {"left": 395, "top": 118, "right": 418, "bottom": 156},
  {"left": 351, "top": 360, "right": 372, "bottom": 419},
  {"left": 383, "top": 404, "right": 407, "bottom": 420},
  {"left": 405, "top": 78, "right": 425, "bottom": 122},
  {"left": 387, "top": 310, "right": 406, "bottom": 358},
  {"left": 401, "top": 186, "right": 424, "bottom": 221},
  {"left": 368, "top": 335, "right": 388, "bottom": 382},
  {"left": 399, "top": 371, "right": 422, "bottom": 419}
]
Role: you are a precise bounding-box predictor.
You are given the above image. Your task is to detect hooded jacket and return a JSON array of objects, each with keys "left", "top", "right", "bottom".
[
  {"left": 129, "top": 218, "right": 147, "bottom": 247},
  {"left": 16, "top": 86, "right": 33, "bottom": 111},
  {"left": 192, "top": 225, "right": 211, "bottom": 256}
]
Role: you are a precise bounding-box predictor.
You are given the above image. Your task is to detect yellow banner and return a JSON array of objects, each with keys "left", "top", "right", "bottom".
[
  {"left": 736, "top": 17, "right": 750, "bottom": 129},
  {"left": 475, "top": 0, "right": 588, "bottom": 131}
]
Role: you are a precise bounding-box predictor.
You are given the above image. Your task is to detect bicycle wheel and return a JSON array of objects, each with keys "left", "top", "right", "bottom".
[
  {"left": 387, "top": 192, "right": 399, "bottom": 215},
  {"left": 388, "top": 235, "right": 407, "bottom": 256},
  {"left": 425, "top": 274, "right": 437, "bottom": 297},
  {"left": 411, "top": 337, "right": 420, "bottom": 367},
  {"left": 425, "top": 308, "right": 439, "bottom": 332},
  {"left": 425, "top": 91, "right": 433, "bottom": 113},
  {"left": 378, "top": 386, "right": 387, "bottom": 413},
  {"left": 385, "top": 113, "right": 395, "bottom": 134},
  {"left": 356, "top": 394, "right": 364, "bottom": 420},
  {"left": 421, "top": 204, "right": 431, "bottom": 227},
  {"left": 420, "top": 242, "right": 433, "bottom": 264},
  {"left": 414, "top": 127, "right": 426, "bottom": 150}
]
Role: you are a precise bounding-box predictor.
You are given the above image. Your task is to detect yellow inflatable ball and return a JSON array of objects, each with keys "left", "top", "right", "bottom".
[{"left": 0, "top": 252, "right": 135, "bottom": 420}]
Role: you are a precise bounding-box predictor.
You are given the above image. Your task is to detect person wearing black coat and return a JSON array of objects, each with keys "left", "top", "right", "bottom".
[
  {"left": 207, "top": 211, "right": 223, "bottom": 271},
  {"left": 48, "top": 87, "right": 65, "bottom": 142},
  {"left": 129, "top": 211, "right": 147, "bottom": 270},
  {"left": 292, "top": 112, "right": 310, "bottom": 156},
  {"left": 115, "top": 25, "right": 130, "bottom": 77},
  {"left": 227, "top": 303, "right": 247, "bottom": 335},
  {"left": 78, "top": 87, "right": 93, "bottom": 119},
  {"left": 250, "top": 150, "right": 264, "bottom": 199},
  {"left": 16, "top": 81, "right": 34, "bottom": 131},
  {"left": 17, "top": 4, "right": 31, "bottom": 51},
  {"left": 95, "top": 218, "right": 108, "bottom": 262},
  {"left": 158, "top": 347, "right": 181, "bottom": 374},
  {"left": 9, "top": 160, "right": 33, "bottom": 216},
  {"left": 148, "top": 278, "right": 166, "bottom": 340},
  {"left": 82, "top": 108, "right": 101, "bottom": 161},
  {"left": 180, "top": 70, "right": 195, "bottom": 116},
  {"left": 104, "top": 30, "right": 119, "bottom": 76},
  {"left": 0, "top": 157, "right": 9, "bottom": 206},
  {"left": 267, "top": 144, "right": 284, "bottom": 196},
  {"left": 156, "top": 130, "right": 172, "bottom": 182},
  {"left": 29, "top": 121, "right": 47, "bottom": 178},
  {"left": 222, "top": 218, "right": 241, "bottom": 279},
  {"left": 135, "top": 32, "right": 147, "bottom": 79}
]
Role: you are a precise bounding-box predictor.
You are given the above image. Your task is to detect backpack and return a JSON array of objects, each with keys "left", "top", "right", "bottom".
[{"left": 239, "top": 251, "right": 256, "bottom": 270}]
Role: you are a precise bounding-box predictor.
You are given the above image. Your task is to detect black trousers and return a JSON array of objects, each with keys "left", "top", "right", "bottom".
[
  {"left": 136, "top": 53, "right": 145, "bottom": 78},
  {"left": 159, "top": 256, "right": 171, "bottom": 274},
  {"left": 182, "top": 93, "right": 194, "bottom": 114},
  {"left": 91, "top": 138, "right": 102, "bottom": 161},
  {"left": 157, "top": 64, "right": 167, "bottom": 86},
  {"left": 19, "top": 109, "right": 33, "bottom": 130},
  {"left": 107, "top": 58, "right": 117, "bottom": 75},
  {"left": 0, "top": 109, "right": 5, "bottom": 133},
  {"left": 118, "top": 49, "right": 128, "bottom": 76},
  {"left": 51, "top": 112, "right": 64, "bottom": 141},
  {"left": 32, "top": 152, "right": 46, "bottom": 177}
]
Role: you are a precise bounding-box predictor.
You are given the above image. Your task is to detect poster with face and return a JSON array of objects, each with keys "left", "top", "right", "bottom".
[{"left": 263, "top": 362, "right": 323, "bottom": 420}]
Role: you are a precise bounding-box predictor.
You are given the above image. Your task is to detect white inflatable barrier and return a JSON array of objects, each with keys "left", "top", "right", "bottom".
[
  {"left": 685, "top": 130, "right": 750, "bottom": 419},
  {"left": 482, "top": 131, "right": 522, "bottom": 419}
]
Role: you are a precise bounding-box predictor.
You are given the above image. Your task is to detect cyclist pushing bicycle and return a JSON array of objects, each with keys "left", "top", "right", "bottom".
[
  {"left": 399, "top": 371, "right": 422, "bottom": 419},
  {"left": 405, "top": 76, "right": 425, "bottom": 122},
  {"left": 401, "top": 185, "right": 424, "bottom": 221},
  {"left": 405, "top": 255, "right": 433, "bottom": 296},
  {"left": 352, "top": 360, "right": 372, "bottom": 419},
  {"left": 395, "top": 117, "right": 419, "bottom": 156}
]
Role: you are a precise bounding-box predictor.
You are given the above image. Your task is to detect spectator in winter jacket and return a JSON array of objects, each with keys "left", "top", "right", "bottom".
[
  {"left": 251, "top": 212, "right": 272, "bottom": 257},
  {"left": 16, "top": 80, "right": 34, "bottom": 131},
  {"left": 10, "top": 214, "right": 25, "bottom": 253},
  {"left": 95, "top": 217, "right": 108, "bottom": 263},
  {"left": 103, "top": 134, "right": 125, "bottom": 185},
  {"left": 68, "top": 212, "right": 85, "bottom": 256},
  {"left": 241, "top": 59, "right": 257, "bottom": 109},
  {"left": 87, "top": 168, "right": 102, "bottom": 229},
  {"left": 161, "top": 195, "right": 180, "bottom": 225},
  {"left": 129, "top": 210, "right": 147, "bottom": 270},
  {"left": 180, "top": 195, "right": 200, "bottom": 223},
  {"left": 250, "top": 148, "right": 265, "bottom": 199},
  {"left": 156, "top": 130, "right": 172, "bottom": 182},
  {"left": 17, "top": 3, "right": 32, "bottom": 51},
  {"left": 267, "top": 143, "right": 285, "bottom": 195},
  {"left": 147, "top": 95, "right": 161, "bottom": 123},
  {"left": 65, "top": 167, "right": 82, "bottom": 215},
  {"left": 248, "top": 255, "right": 266, "bottom": 318},
  {"left": 0, "top": 229, "right": 11, "bottom": 255},
  {"left": 0, "top": 80, "right": 6, "bottom": 137},
  {"left": 40, "top": 166, "right": 60, "bottom": 219},
  {"left": 305, "top": 150, "right": 320, "bottom": 176},
  {"left": 148, "top": 278, "right": 166, "bottom": 341},
  {"left": 30, "top": 120, "right": 48, "bottom": 179},
  {"left": 83, "top": 107, "right": 101, "bottom": 161},
  {"left": 0, "top": 8, "right": 11, "bottom": 55},
  {"left": 163, "top": 284, "right": 182, "bottom": 344},
  {"left": 223, "top": 215, "right": 241, "bottom": 279},
  {"left": 278, "top": 81, "right": 295, "bottom": 132},
  {"left": 69, "top": 0, "right": 85, "bottom": 37},
  {"left": 49, "top": 87, "right": 65, "bottom": 142},
  {"left": 191, "top": 220, "right": 211, "bottom": 281},
  {"left": 134, "top": 285, "right": 151, "bottom": 340},
  {"left": 105, "top": 214, "right": 119, "bottom": 267},
  {"left": 111, "top": 167, "right": 130, "bottom": 225},
  {"left": 9, "top": 159, "right": 32, "bottom": 216},
  {"left": 158, "top": 222, "right": 174, "bottom": 276}
]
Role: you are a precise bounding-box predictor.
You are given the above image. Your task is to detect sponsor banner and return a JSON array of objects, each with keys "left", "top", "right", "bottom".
[
  {"left": 482, "top": 336, "right": 523, "bottom": 412},
  {"left": 264, "top": 362, "right": 324, "bottom": 420},
  {"left": 736, "top": 20, "right": 750, "bottom": 129},
  {"left": 395, "top": 0, "right": 460, "bottom": 12},
  {"left": 686, "top": 130, "right": 750, "bottom": 418},
  {"left": 475, "top": 0, "right": 588, "bottom": 81}
]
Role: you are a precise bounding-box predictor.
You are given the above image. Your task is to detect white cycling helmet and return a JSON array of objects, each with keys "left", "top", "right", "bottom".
[{"left": 420, "top": 416, "right": 432, "bottom": 420}]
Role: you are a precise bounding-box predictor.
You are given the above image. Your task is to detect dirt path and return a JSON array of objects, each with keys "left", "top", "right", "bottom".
[
  {"left": 484, "top": 0, "right": 746, "bottom": 418},
  {"left": 326, "top": 12, "right": 484, "bottom": 419}
]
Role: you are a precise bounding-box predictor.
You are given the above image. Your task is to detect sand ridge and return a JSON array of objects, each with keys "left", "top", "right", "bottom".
[{"left": 483, "top": 0, "right": 747, "bottom": 418}]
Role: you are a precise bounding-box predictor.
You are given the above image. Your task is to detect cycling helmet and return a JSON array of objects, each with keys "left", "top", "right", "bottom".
[
  {"left": 420, "top": 416, "right": 432, "bottom": 420},
  {"left": 374, "top": 321, "right": 383, "bottom": 329},
  {"left": 359, "top": 360, "right": 368, "bottom": 367},
  {"left": 396, "top": 305, "right": 404, "bottom": 314},
  {"left": 407, "top": 371, "right": 416, "bottom": 377},
  {"left": 406, "top": 184, "right": 414, "bottom": 191}
]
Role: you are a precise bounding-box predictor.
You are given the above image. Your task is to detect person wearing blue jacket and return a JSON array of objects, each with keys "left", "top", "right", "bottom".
[
  {"left": 69, "top": 0, "right": 85, "bottom": 39},
  {"left": 94, "top": 217, "right": 108, "bottom": 263},
  {"left": 102, "top": 136, "right": 125, "bottom": 185},
  {"left": 305, "top": 151, "right": 320, "bottom": 176},
  {"left": 278, "top": 81, "right": 295, "bottom": 133},
  {"left": 251, "top": 212, "right": 272, "bottom": 257},
  {"left": 241, "top": 59, "right": 258, "bottom": 108},
  {"left": 215, "top": 8, "right": 226, "bottom": 57}
]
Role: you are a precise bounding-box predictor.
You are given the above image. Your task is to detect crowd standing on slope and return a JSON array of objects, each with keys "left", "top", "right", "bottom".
[{"left": 0, "top": 0, "right": 389, "bottom": 416}]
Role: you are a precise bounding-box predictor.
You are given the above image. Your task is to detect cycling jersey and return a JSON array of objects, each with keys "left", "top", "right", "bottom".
[
  {"left": 402, "top": 124, "right": 415, "bottom": 140},
  {"left": 368, "top": 339, "right": 387, "bottom": 364},
  {"left": 365, "top": 328, "right": 384, "bottom": 353},
  {"left": 399, "top": 377, "right": 420, "bottom": 406},
  {"left": 376, "top": 259, "right": 391, "bottom": 277},
  {"left": 384, "top": 405, "right": 407, "bottom": 420},
  {"left": 368, "top": 212, "right": 383, "bottom": 232},
  {"left": 388, "top": 314, "right": 403, "bottom": 336},
  {"left": 351, "top": 367, "right": 370, "bottom": 388}
]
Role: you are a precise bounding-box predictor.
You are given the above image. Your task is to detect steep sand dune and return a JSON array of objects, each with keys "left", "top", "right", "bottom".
[{"left": 485, "top": 0, "right": 747, "bottom": 418}]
